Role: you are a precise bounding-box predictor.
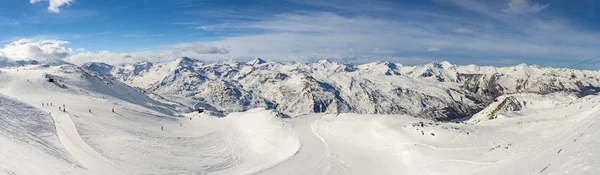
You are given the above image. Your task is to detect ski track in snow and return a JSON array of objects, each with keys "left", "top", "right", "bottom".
[
  {"left": 257, "top": 114, "right": 332, "bottom": 175},
  {"left": 51, "top": 112, "right": 129, "bottom": 174}
]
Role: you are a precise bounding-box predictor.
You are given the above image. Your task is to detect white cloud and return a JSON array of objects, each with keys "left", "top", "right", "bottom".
[
  {"left": 452, "top": 27, "right": 474, "bottom": 33},
  {"left": 427, "top": 47, "right": 441, "bottom": 52},
  {"left": 30, "top": 0, "right": 74, "bottom": 13},
  {"left": 506, "top": 0, "right": 548, "bottom": 14},
  {"left": 0, "top": 38, "right": 74, "bottom": 61}
]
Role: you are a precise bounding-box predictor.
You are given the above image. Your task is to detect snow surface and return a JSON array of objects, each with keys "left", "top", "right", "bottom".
[{"left": 2, "top": 62, "right": 600, "bottom": 174}]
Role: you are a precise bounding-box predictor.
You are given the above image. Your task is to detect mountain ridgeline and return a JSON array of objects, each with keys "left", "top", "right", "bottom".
[{"left": 82, "top": 57, "right": 600, "bottom": 120}]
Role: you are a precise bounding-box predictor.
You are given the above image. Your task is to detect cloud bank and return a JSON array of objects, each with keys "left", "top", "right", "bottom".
[{"left": 0, "top": 39, "right": 74, "bottom": 61}]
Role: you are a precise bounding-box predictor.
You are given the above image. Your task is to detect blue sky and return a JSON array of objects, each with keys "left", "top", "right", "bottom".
[{"left": 0, "top": 0, "right": 599, "bottom": 68}]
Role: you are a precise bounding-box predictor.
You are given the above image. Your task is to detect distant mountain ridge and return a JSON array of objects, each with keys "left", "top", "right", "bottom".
[{"left": 81, "top": 58, "right": 600, "bottom": 120}]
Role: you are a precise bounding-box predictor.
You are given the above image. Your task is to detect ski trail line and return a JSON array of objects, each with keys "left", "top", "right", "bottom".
[
  {"left": 257, "top": 116, "right": 331, "bottom": 175},
  {"left": 52, "top": 113, "right": 130, "bottom": 175}
]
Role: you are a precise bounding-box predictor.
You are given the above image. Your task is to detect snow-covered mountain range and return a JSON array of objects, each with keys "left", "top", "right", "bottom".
[{"left": 82, "top": 57, "right": 600, "bottom": 120}]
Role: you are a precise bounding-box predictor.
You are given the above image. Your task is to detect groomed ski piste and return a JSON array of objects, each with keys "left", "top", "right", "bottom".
[{"left": 1, "top": 63, "right": 600, "bottom": 175}]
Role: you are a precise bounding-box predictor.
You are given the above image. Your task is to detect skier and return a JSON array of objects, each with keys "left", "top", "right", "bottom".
[
  {"left": 161, "top": 127, "right": 164, "bottom": 131},
  {"left": 42, "top": 103, "right": 44, "bottom": 106},
  {"left": 50, "top": 103, "right": 52, "bottom": 106},
  {"left": 89, "top": 109, "right": 91, "bottom": 113},
  {"left": 112, "top": 108, "right": 115, "bottom": 113}
]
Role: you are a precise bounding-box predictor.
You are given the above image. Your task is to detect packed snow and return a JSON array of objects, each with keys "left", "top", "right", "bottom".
[{"left": 1, "top": 61, "right": 600, "bottom": 174}]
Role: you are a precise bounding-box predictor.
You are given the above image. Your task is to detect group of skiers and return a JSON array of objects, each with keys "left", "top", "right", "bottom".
[
  {"left": 42, "top": 102, "right": 117, "bottom": 114},
  {"left": 42, "top": 103, "right": 66, "bottom": 112},
  {"left": 40, "top": 101, "right": 192, "bottom": 132}
]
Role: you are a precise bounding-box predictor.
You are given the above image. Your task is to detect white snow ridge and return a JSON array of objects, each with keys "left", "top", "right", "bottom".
[{"left": 1, "top": 58, "right": 600, "bottom": 175}]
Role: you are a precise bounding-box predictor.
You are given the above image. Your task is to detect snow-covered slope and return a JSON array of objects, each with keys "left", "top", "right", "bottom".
[
  {"left": 85, "top": 58, "right": 600, "bottom": 120},
  {"left": 3, "top": 61, "right": 600, "bottom": 174},
  {"left": 0, "top": 95, "right": 84, "bottom": 175},
  {"left": 468, "top": 92, "right": 579, "bottom": 123},
  {"left": 304, "top": 94, "right": 600, "bottom": 174},
  {"left": 0, "top": 63, "right": 300, "bottom": 175}
]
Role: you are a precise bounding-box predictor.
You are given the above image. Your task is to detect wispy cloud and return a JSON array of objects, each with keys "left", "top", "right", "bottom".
[
  {"left": 505, "top": 0, "right": 549, "bottom": 14},
  {"left": 287, "top": 0, "right": 399, "bottom": 13},
  {"left": 171, "top": 43, "right": 230, "bottom": 54},
  {"left": 427, "top": 47, "right": 441, "bottom": 52},
  {"left": 170, "top": 22, "right": 200, "bottom": 25},
  {"left": 123, "top": 34, "right": 146, "bottom": 38},
  {"left": 452, "top": 27, "right": 474, "bottom": 33},
  {"left": 0, "top": 17, "right": 20, "bottom": 26},
  {"left": 314, "top": 48, "right": 331, "bottom": 54}
]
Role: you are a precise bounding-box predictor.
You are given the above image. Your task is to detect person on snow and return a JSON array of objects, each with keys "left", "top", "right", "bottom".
[
  {"left": 112, "top": 108, "right": 115, "bottom": 113},
  {"left": 89, "top": 109, "right": 91, "bottom": 113},
  {"left": 42, "top": 103, "right": 44, "bottom": 106},
  {"left": 161, "top": 127, "right": 164, "bottom": 131}
]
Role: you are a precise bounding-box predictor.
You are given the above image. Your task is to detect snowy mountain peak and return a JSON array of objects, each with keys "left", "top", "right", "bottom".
[
  {"left": 170, "top": 57, "right": 204, "bottom": 71},
  {"left": 176, "top": 57, "right": 201, "bottom": 65},
  {"left": 377, "top": 61, "right": 399, "bottom": 69},
  {"left": 133, "top": 61, "right": 153, "bottom": 67},
  {"left": 82, "top": 62, "right": 115, "bottom": 75},
  {"left": 439, "top": 61, "right": 453, "bottom": 69},
  {"left": 247, "top": 58, "right": 266, "bottom": 65},
  {"left": 127, "top": 61, "right": 154, "bottom": 75},
  {"left": 317, "top": 59, "right": 332, "bottom": 64}
]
